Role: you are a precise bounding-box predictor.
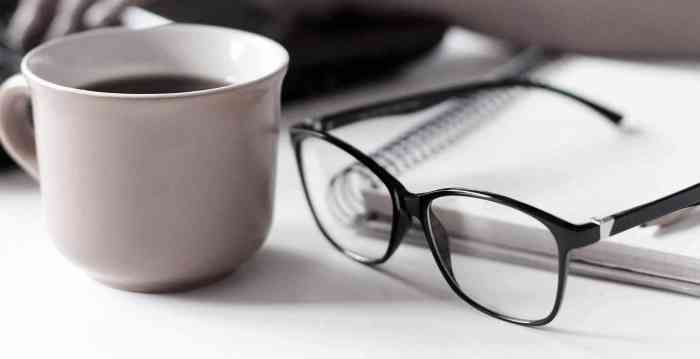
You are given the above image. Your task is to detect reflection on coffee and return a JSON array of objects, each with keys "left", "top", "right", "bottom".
[{"left": 81, "top": 75, "right": 230, "bottom": 94}]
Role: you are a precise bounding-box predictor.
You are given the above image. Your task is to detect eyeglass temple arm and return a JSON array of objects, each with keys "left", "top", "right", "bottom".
[
  {"left": 319, "top": 79, "right": 624, "bottom": 131},
  {"left": 594, "top": 182, "right": 700, "bottom": 238}
]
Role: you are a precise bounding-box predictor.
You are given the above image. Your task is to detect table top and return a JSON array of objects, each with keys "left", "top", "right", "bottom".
[{"left": 2, "top": 29, "right": 700, "bottom": 358}]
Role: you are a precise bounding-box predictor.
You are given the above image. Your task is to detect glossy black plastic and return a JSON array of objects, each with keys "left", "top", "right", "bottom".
[{"left": 289, "top": 79, "right": 688, "bottom": 326}]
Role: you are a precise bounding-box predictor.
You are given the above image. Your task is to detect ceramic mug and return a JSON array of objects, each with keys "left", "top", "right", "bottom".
[{"left": 0, "top": 24, "right": 288, "bottom": 292}]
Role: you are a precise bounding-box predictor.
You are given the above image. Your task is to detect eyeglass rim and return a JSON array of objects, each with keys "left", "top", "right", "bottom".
[
  {"left": 290, "top": 127, "right": 598, "bottom": 326},
  {"left": 421, "top": 190, "right": 572, "bottom": 325},
  {"left": 291, "top": 129, "right": 407, "bottom": 265}
]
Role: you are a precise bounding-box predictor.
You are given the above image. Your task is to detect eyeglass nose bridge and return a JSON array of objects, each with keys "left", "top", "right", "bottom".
[
  {"left": 399, "top": 192, "right": 423, "bottom": 218},
  {"left": 383, "top": 191, "right": 421, "bottom": 253},
  {"left": 393, "top": 191, "right": 456, "bottom": 276}
]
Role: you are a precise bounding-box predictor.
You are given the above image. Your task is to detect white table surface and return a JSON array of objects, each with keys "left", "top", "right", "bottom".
[{"left": 2, "top": 29, "right": 700, "bottom": 358}]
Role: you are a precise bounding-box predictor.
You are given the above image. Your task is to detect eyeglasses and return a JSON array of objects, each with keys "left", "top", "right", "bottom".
[{"left": 290, "top": 79, "right": 697, "bottom": 326}]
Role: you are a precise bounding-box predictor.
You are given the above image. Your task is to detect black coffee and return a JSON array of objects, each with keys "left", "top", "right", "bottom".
[{"left": 81, "top": 75, "right": 230, "bottom": 94}]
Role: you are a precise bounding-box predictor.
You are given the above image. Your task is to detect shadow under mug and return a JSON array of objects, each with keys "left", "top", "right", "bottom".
[{"left": 0, "top": 24, "right": 288, "bottom": 292}]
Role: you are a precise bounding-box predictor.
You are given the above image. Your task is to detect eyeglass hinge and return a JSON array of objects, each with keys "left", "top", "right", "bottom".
[{"left": 591, "top": 216, "right": 615, "bottom": 240}]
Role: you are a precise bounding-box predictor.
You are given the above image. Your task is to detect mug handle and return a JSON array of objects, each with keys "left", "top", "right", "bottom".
[{"left": 0, "top": 74, "right": 38, "bottom": 180}]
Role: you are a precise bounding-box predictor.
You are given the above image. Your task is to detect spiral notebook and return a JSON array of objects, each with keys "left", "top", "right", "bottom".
[{"left": 351, "top": 56, "right": 700, "bottom": 296}]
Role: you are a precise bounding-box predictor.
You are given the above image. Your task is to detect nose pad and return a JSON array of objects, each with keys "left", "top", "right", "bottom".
[{"left": 428, "top": 209, "right": 454, "bottom": 277}]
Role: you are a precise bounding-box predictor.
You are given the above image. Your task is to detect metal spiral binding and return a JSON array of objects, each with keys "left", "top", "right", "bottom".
[
  {"left": 366, "top": 89, "right": 518, "bottom": 177},
  {"left": 325, "top": 48, "right": 560, "bottom": 227},
  {"left": 365, "top": 47, "right": 558, "bottom": 177}
]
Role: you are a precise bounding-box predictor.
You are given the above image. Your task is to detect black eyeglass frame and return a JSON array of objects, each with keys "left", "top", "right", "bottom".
[{"left": 290, "top": 79, "right": 699, "bottom": 326}]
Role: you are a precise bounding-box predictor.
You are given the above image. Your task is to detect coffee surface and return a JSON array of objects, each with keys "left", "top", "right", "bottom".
[{"left": 81, "top": 75, "right": 229, "bottom": 94}]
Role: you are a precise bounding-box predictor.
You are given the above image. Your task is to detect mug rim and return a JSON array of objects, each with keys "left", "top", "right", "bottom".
[{"left": 20, "top": 23, "right": 290, "bottom": 99}]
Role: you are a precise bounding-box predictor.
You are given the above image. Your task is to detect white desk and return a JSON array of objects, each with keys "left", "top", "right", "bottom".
[{"left": 2, "top": 29, "right": 700, "bottom": 358}]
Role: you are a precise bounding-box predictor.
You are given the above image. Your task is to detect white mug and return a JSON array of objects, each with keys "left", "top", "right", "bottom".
[{"left": 0, "top": 24, "right": 288, "bottom": 292}]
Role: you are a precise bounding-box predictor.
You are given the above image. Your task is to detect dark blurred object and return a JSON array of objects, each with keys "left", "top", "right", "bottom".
[
  {"left": 282, "top": 11, "right": 446, "bottom": 100},
  {"left": 0, "top": 1, "right": 446, "bottom": 168},
  {"left": 0, "top": 1, "right": 19, "bottom": 168}
]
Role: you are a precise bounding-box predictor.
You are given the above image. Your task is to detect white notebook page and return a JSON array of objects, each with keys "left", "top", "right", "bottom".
[{"left": 356, "top": 56, "right": 700, "bottom": 286}]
